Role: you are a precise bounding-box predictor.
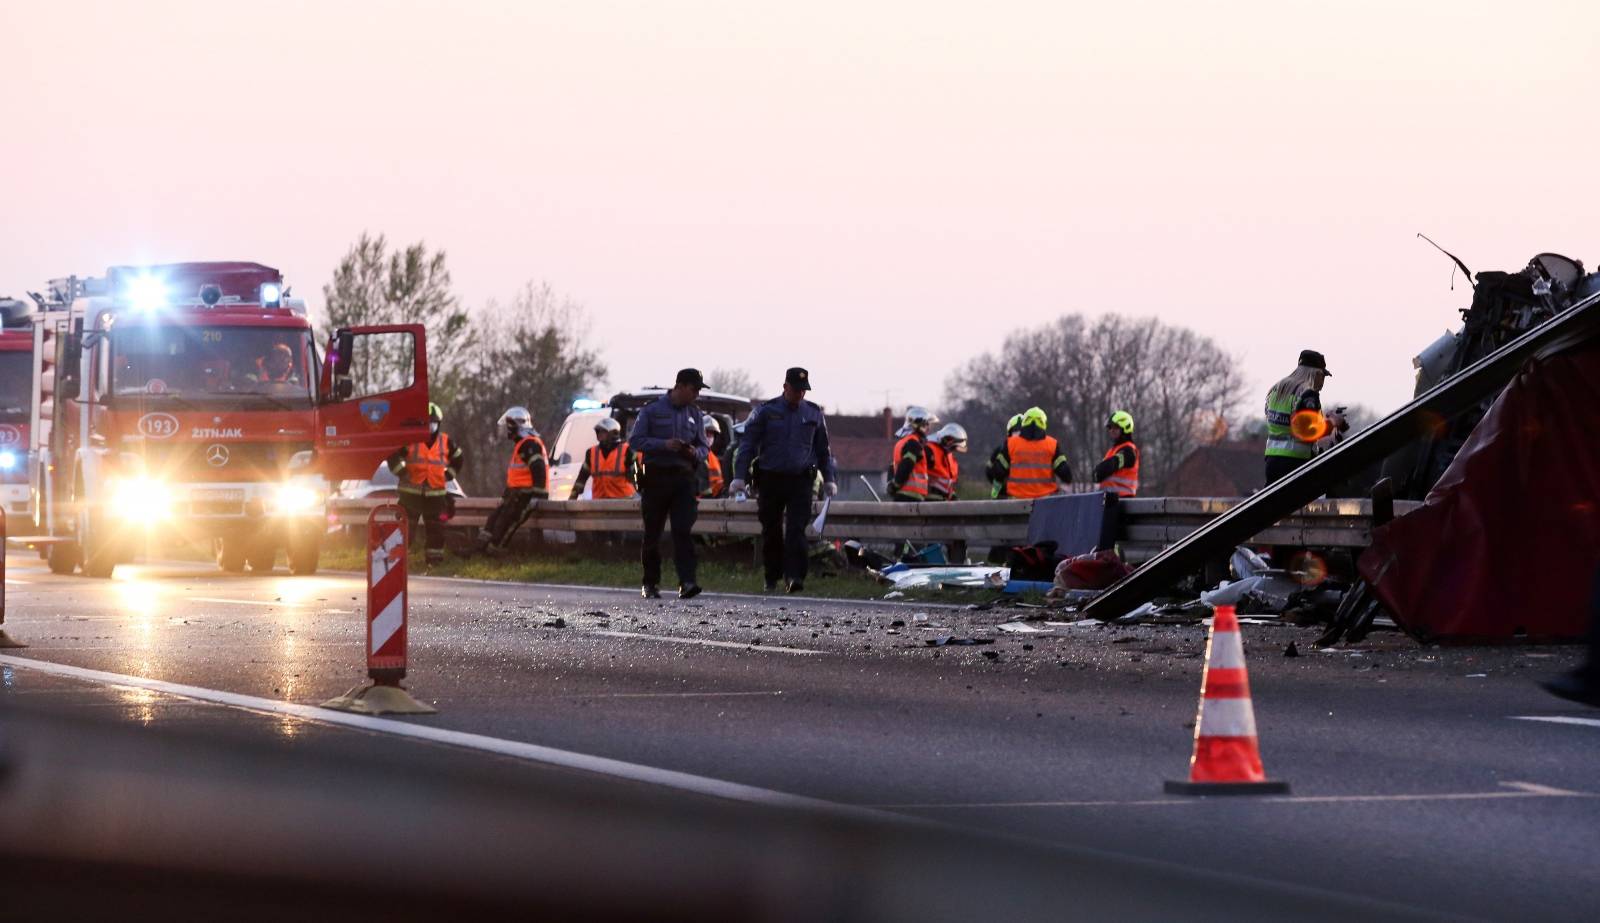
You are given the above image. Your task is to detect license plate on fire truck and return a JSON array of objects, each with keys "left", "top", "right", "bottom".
[{"left": 192, "top": 488, "right": 245, "bottom": 516}]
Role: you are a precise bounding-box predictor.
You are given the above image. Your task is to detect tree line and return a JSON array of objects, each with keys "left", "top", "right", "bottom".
[
  {"left": 944, "top": 314, "right": 1247, "bottom": 494},
  {"left": 320, "top": 233, "right": 605, "bottom": 496},
  {"left": 319, "top": 232, "right": 1254, "bottom": 498}
]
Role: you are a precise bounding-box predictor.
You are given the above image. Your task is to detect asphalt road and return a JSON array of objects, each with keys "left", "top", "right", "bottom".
[{"left": 0, "top": 553, "right": 1596, "bottom": 920}]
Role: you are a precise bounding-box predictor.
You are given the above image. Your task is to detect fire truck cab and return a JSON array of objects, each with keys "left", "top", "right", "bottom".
[
  {"left": 0, "top": 297, "right": 34, "bottom": 518},
  {"left": 27, "top": 262, "right": 430, "bottom": 578}
]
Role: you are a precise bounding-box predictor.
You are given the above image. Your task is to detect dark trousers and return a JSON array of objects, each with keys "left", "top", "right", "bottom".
[
  {"left": 640, "top": 468, "right": 698, "bottom": 586},
  {"left": 1264, "top": 455, "right": 1308, "bottom": 486},
  {"left": 484, "top": 488, "right": 538, "bottom": 547},
  {"left": 1582, "top": 565, "right": 1600, "bottom": 682},
  {"left": 397, "top": 492, "right": 449, "bottom": 558},
  {"left": 757, "top": 471, "right": 815, "bottom": 583}
]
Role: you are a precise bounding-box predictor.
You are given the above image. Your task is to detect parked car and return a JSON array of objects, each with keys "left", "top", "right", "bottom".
[{"left": 548, "top": 389, "right": 752, "bottom": 499}]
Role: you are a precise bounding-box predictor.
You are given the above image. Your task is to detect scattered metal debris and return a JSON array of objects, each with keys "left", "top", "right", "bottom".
[{"left": 926, "top": 636, "right": 996, "bottom": 647}]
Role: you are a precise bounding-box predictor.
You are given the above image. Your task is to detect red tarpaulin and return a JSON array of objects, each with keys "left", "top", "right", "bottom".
[{"left": 1359, "top": 341, "right": 1600, "bottom": 642}]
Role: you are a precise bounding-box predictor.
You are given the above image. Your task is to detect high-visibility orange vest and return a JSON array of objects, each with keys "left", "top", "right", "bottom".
[
  {"left": 703, "top": 452, "right": 725, "bottom": 498},
  {"left": 927, "top": 442, "right": 959, "bottom": 499},
  {"left": 401, "top": 434, "right": 450, "bottom": 495},
  {"left": 892, "top": 433, "right": 929, "bottom": 499},
  {"left": 1005, "top": 434, "right": 1060, "bottom": 499},
  {"left": 587, "top": 442, "right": 635, "bottom": 499},
  {"left": 1099, "top": 440, "right": 1140, "bottom": 497},
  {"left": 507, "top": 435, "right": 547, "bottom": 490}
]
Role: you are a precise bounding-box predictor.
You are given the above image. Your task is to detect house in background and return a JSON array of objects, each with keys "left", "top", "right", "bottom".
[
  {"left": 1163, "top": 438, "right": 1265, "bottom": 497},
  {"left": 824, "top": 408, "right": 898, "bottom": 500}
]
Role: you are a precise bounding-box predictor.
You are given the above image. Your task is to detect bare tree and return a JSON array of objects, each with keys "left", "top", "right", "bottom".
[
  {"left": 452, "top": 282, "right": 608, "bottom": 495},
  {"left": 944, "top": 314, "right": 1247, "bottom": 493},
  {"left": 321, "top": 232, "right": 474, "bottom": 407},
  {"left": 706, "top": 367, "right": 761, "bottom": 398}
]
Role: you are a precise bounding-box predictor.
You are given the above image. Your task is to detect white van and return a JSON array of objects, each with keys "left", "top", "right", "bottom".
[{"left": 547, "top": 390, "right": 752, "bottom": 499}]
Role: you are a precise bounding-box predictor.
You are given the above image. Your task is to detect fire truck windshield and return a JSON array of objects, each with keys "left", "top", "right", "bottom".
[
  {"left": 110, "top": 326, "right": 316, "bottom": 407},
  {"left": 0, "top": 351, "right": 30, "bottom": 421}
]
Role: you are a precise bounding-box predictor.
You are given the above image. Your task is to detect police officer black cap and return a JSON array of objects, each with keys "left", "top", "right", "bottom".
[
  {"left": 676, "top": 368, "right": 706, "bottom": 388},
  {"left": 1297, "top": 350, "right": 1331, "bottom": 375},
  {"left": 785, "top": 367, "right": 811, "bottom": 391}
]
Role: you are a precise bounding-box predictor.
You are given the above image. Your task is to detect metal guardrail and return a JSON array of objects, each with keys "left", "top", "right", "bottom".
[{"left": 328, "top": 496, "right": 1418, "bottom": 558}]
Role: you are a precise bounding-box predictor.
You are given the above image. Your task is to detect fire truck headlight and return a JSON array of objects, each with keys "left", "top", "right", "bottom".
[
  {"left": 275, "top": 483, "right": 323, "bottom": 514},
  {"left": 126, "top": 275, "right": 169, "bottom": 311},
  {"left": 110, "top": 477, "right": 174, "bottom": 520},
  {"left": 0, "top": 451, "right": 16, "bottom": 471}
]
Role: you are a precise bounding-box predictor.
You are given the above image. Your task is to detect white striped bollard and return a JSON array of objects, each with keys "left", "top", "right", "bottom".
[{"left": 321, "top": 503, "right": 435, "bottom": 715}]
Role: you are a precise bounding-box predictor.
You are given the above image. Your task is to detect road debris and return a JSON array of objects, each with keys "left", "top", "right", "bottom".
[{"left": 874, "top": 564, "right": 1008, "bottom": 590}]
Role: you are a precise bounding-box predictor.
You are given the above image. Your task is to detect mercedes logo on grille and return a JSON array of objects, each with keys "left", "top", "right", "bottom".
[{"left": 206, "top": 444, "right": 230, "bottom": 467}]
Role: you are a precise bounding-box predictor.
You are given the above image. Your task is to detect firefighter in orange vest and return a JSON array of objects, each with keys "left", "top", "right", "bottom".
[
  {"left": 990, "top": 406, "right": 1072, "bottom": 498},
  {"left": 926, "top": 423, "right": 968, "bottom": 500},
  {"left": 985, "top": 413, "right": 1023, "bottom": 498},
  {"left": 1093, "top": 411, "right": 1140, "bottom": 497},
  {"left": 698, "top": 416, "right": 726, "bottom": 498},
  {"left": 569, "top": 417, "right": 638, "bottom": 499},
  {"left": 386, "top": 402, "right": 463, "bottom": 565},
  {"left": 889, "top": 407, "right": 937, "bottom": 501},
  {"left": 472, "top": 405, "right": 549, "bottom": 556}
]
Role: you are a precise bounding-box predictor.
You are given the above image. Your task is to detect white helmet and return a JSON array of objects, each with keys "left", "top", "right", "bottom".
[
  {"left": 702, "top": 416, "right": 722, "bottom": 434},
  {"left": 896, "top": 406, "right": 938, "bottom": 437},
  {"left": 498, "top": 406, "right": 537, "bottom": 439},
  {"left": 933, "top": 423, "right": 968, "bottom": 453},
  {"left": 593, "top": 416, "right": 622, "bottom": 440}
]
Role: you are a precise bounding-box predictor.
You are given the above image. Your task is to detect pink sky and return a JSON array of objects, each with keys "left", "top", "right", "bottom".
[{"left": 4, "top": 1, "right": 1597, "bottom": 425}]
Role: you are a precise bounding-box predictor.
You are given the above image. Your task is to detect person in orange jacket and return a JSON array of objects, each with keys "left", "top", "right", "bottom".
[
  {"left": 471, "top": 406, "right": 548, "bottom": 556},
  {"left": 569, "top": 417, "right": 638, "bottom": 499},
  {"left": 990, "top": 406, "right": 1071, "bottom": 498},
  {"left": 926, "top": 423, "right": 968, "bottom": 500},
  {"left": 889, "top": 407, "right": 937, "bottom": 501}
]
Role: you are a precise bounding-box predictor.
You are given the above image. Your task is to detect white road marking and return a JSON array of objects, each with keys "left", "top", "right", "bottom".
[
  {"left": 559, "top": 690, "right": 785, "bottom": 699},
  {"left": 5, "top": 578, "right": 29, "bottom": 585},
  {"left": 0, "top": 654, "right": 839, "bottom": 811},
  {"left": 1512, "top": 715, "right": 1600, "bottom": 729},
  {"left": 337, "top": 569, "right": 967, "bottom": 611},
  {"left": 584, "top": 629, "right": 825, "bottom": 655},
  {"left": 872, "top": 781, "right": 1593, "bottom": 810},
  {"left": 180, "top": 597, "right": 350, "bottom": 614}
]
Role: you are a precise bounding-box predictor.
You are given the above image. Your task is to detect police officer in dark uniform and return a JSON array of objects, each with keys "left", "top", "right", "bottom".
[
  {"left": 730, "top": 367, "right": 837, "bottom": 593},
  {"left": 630, "top": 369, "right": 710, "bottom": 599}
]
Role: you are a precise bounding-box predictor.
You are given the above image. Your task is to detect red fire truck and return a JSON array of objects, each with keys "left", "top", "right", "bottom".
[
  {"left": 0, "top": 297, "right": 34, "bottom": 518},
  {"left": 26, "top": 262, "right": 430, "bottom": 578}
]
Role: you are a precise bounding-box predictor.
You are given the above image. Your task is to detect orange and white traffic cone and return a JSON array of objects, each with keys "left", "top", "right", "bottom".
[{"left": 1165, "top": 605, "right": 1289, "bottom": 795}]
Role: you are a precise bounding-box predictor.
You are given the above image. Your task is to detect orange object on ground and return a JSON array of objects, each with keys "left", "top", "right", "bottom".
[{"left": 1165, "top": 605, "right": 1289, "bottom": 795}]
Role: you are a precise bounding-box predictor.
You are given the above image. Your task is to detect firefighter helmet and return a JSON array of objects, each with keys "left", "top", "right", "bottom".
[
  {"left": 1108, "top": 410, "right": 1134, "bottom": 435},
  {"left": 498, "top": 406, "right": 536, "bottom": 440},
  {"left": 594, "top": 416, "right": 622, "bottom": 436},
  {"left": 933, "top": 423, "right": 968, "bottom": 453},
  {"left": 1020, "top": 406, "right": 1048, "bottom": 431}
]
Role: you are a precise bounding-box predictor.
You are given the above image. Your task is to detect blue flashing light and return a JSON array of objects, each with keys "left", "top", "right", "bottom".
[
  {"left": 260, "top": 282, "right": 282, "bottom": 306},
  {"left": 0, "top": 450, "right": 16, "bottom": 471},
  {"left": 126, "top": 274, "right": 169, "bottom": 311},
  {"left": 571, "top": 397, "right": 604, "bottom": 411}
]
